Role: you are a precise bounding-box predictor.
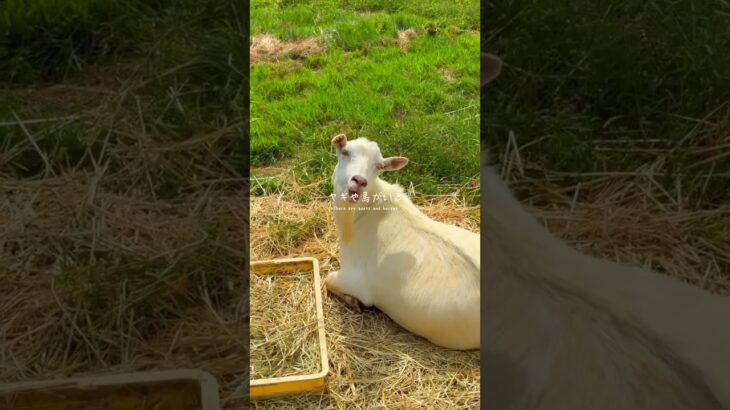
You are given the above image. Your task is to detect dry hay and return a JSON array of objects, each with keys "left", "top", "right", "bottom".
[
  {"left": 248, "top": 158, "right": 729, "bottom": 408},
  {"left": 0, "top": 86, "right": 249, "bottom": 409},
  {"left": 1, "top": 165, "right": 249, "bottom": 407},
  {"left": 397, "top": 28, "right": 419, "bottom": 51},
  {"left": 250, "top": 272, "right": 320, "bottom": 380},
  {"left": 249, "top": 189, "right": 481, "bottom": 409},
  {"left": 502, "top": 169, "right": 730, "bottom": 295},
  {"left": 492, "top": 127, "right": 730, "bottom": 295},
  {"left": 438, "top": 67, "right": 460, "bottom": 84},
  {"left": 0, "top": 60, "right": 148, "bottom": 119},
  {"left": 1, "top": 50, "right": 251, "bottom": 407},
  {"left": 250, "top": 34, "right": 323, "bottom": 64}
]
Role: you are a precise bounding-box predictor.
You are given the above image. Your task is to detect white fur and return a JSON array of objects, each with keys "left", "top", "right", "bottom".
[{"left": 326, "top": 136, "right": 480, "bottom": 350}]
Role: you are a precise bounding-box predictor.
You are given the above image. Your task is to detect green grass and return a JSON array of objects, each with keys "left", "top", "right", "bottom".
[
  {"left": 483, "top": 0, "right": 730, "bottom": 206},
  {"left": 250, "top": 0, "right": 481, "bottom": 201},
  {"left": 0, "top": 0, "right": 137, "bottom": 82},
  {"left": 1, "top": 0, "right": 245, "bottom": 182},
  {"left": 268, "top": 213, "right": 327, "bottom": 249}
]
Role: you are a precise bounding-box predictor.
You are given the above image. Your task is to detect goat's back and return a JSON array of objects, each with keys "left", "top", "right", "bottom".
[{"left": 352, "top": 197, "right": 481, "bottom": 349}]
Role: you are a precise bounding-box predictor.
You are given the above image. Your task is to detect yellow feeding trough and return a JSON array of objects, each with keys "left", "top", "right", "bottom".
[
  {"left": 250, "top": 257, "right": 329, "bottom": 400},
  {"left": 0, "top": 368, "right": 220, "bottom": 410}
]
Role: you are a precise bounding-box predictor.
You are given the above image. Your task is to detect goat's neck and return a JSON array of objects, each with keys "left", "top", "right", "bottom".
[{"left": 333, "top": 177, "right": 425, "bottom": 245}]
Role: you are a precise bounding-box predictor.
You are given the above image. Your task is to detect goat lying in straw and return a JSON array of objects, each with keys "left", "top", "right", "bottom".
[
  {"left": 481, "top": 52, "right": 730, "bottom": 409},
  {"left": 325, "top": 134, "right": 480, "bottom": 350}
]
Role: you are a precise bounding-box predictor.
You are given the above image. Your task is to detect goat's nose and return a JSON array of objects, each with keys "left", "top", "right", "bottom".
[{"left": 351, "top": 175, "right": 367, "bottom": 187}]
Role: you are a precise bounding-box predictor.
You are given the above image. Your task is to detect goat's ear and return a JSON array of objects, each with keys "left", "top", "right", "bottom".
[
  {"left": 378, "top": 157, "right": 408, "bottom": 171},
  {"left": 332, "top": 134, "right": 347, "bottom": 149},
  {"left": 481, "top": 53, "right": 502, "bottom": 87}
]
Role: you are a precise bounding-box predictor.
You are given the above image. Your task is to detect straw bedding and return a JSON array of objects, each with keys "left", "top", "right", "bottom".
[
  {"left": 0, "top": 173, "right": 250, "bottom": 409},
  {"left": 249, "top": 190, "right": 482, "bottom": 409},
  {"left": 250, "top": 271, "right": 321, "bottom": 380},
  {"left": 248, "top": 166, "right": 728, "bottom": 408},
  {"left": 250, "top": 34, "right": 323, "bottom": 64}
]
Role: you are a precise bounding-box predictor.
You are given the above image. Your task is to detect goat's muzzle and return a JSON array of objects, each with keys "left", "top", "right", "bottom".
[{"left": 346, "top": 176, "right": 367, "bottom": 202}]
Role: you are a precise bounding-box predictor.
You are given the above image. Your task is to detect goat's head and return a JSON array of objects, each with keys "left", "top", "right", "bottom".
[
  {"left": 481, "top": 53, "right": 502, "bottom": 87},
  {"left": 331, "top": 134, "right": 408, "bottom": 203}
]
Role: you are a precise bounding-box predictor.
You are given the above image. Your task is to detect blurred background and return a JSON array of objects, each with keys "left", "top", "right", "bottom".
[
  {"left": 1, "top": 0, "right": 248, "bottom": 408},
  {"left": 483, "top": 0, "right": 730, "bottom": 294}
]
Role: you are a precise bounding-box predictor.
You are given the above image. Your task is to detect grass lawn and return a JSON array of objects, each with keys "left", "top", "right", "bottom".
[{"left": 250, "top": 0, "right": 481, "bottom": 202}]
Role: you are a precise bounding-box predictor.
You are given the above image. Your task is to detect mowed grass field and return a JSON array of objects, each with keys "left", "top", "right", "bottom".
[{"left": 250, "top": 0, "right": 481, "bottom": 201}]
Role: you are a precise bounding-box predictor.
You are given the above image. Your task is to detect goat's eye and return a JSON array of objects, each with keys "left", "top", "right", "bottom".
[{"left": 341, "top": 149, "right": 350, "bottom": 157}]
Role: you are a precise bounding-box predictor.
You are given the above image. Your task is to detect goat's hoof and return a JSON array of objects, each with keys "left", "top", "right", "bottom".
[{"left": 342, "top": 295, "right": 362, "bottom": 312}]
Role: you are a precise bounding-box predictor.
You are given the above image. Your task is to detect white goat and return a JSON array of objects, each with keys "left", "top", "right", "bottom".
[
  {"left": 324, "top": 134, "right": 480, "bottom": 350},
  {"left": 481, "top": 52, "right": 730, "bottom": 409}
]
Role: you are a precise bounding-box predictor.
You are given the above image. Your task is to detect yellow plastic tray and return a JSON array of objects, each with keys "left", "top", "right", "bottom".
[
  {"left": 0, "top": 368, "right": 220, "bottom": 410},
  {"left": 249, "top": 257, "right": 329, "bottom": 400}
]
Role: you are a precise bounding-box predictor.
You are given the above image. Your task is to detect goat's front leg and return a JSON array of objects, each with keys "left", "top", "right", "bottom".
[{"left": 324, "top": 270, "right": 364, "bottom": 312}]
